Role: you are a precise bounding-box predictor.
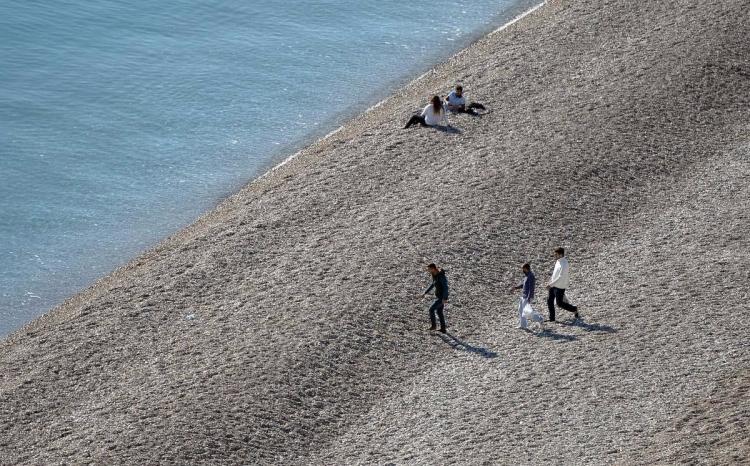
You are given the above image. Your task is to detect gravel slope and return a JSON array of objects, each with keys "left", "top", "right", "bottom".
[{"left": 1, "top": 0, "right": 749, "bottom": 464}]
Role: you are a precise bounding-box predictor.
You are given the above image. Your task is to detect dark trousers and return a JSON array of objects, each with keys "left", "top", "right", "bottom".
[
  {"left": 456, "top": 102, "right": 486, "bottom": 115},
  {"left": 547, "top": 287, "right": 577, "bottom": 321},
  {"left": 404, "top": 115, "right": 427, "bottom": 128},
  {"left": 429, "top": 299, "right": 446, "bottom": 330}
]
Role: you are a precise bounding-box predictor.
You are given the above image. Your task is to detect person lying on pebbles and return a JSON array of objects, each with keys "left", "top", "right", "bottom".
[
  {"left": 404, "top": 95, "right": 449, "bottom": 129},
  {"left": 445, "top": 84, "right": 486, "bottom": 115}
]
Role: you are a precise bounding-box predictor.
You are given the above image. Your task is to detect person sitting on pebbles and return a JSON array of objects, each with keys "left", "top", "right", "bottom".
[
  {"left": 404, "top": 95, "right": 449, "bottom": 129},
  {"left": 445, "top": 84, "right": 486, "bottom": 115}
]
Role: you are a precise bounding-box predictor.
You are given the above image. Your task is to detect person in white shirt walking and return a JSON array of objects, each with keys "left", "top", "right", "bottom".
[
  {"left": 404, "top": 95, "right": 449, "bottom": 128},
  {"left": 546, "top": 247, "right": 580, "bottom": 322},
  {"left": 444, "top": 84, "right": 486, "bottom": 115}
]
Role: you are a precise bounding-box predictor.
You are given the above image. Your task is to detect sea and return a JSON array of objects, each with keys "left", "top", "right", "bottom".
[{"left": 0, "top": 0, "right": 538, "bottom": 337}]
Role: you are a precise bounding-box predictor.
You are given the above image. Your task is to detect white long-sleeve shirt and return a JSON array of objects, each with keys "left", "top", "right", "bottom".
[
  {"left": 445, "top": 90, "right": 466, "bottom": 111},
  {"left": 421, "top": 104, "right": 448, "bottom": 126},
  {"left": 549, "top": 257, "right": 570, "bottom": 289}
]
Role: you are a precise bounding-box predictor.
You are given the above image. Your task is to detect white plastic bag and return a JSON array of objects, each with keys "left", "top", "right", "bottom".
[
  {"left": 518, "top": 297, "right": 544, "bottom": 330},
  {"left": 518, "top": 297, "right": 528, "bottom": 329}
]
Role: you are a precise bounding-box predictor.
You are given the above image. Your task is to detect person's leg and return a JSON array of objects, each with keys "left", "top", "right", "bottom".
[
  {"left": 554, "top": 289, "right": 579, "bottom": 315},
  {"left": 428, "top": 299, "right": 440, "bottom": 329},
  {"left": 468, "top": 102, "right": 486, "bottom": 110},
  {"left": 435, "top": 301, "right": 447, "bottom": 332},
  {"left": 404, "top": 115, "right": 426, "bottom": 128},
  {"left": 547, "top": 287, "right": 556, "bottom": 322}
]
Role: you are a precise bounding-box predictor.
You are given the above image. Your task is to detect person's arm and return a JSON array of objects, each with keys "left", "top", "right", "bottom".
[
  {"left": 445, "top": 97, "right": 458, "bottom": 111},
  {"left": 510, "top": 280, "right": 522, "bottom": 292},
  {"left": 420, "top": 105, "right": 429, "bottom": 117},
  {"left": 439, "top": 275, "right": 449, "bottom": 301},
  {"left": 423, "top": 282, "right": 435, "bottom": 296},
  {"left": 454, "top": 95, "right": 466, "bottom": 111},
  {"left": 548, "top": 261, "right": 562, "bottom": 288}
]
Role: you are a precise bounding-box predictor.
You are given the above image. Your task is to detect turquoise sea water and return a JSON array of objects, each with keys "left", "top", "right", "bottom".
[{"left": 0, "top": 0, "right": 537, "bottom": 336}]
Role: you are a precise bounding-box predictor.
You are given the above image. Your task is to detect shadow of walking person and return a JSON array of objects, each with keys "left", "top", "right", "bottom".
[
  {"left": 536, "top": 328, "right": 578, "bottom": 342},
  {"left": 560, "top": 320, "right": 617, "bottom": 333},
  {"left": 438, "top": 332, "right": 498, "bottom": 359}
]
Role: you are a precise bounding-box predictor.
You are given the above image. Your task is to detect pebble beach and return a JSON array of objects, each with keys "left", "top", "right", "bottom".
[{"left": 1, "top": 0, "right": 749, "bottom": 464}]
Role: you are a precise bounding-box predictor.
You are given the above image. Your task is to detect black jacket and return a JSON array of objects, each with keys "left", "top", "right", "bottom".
[{"left": 425, "top": 270, "right": 449, "bottom": 300}]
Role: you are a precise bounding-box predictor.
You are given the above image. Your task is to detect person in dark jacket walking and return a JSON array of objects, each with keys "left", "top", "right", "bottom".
[
  {"left": 511, "top": 263, "right": 536, "bottom": 302},
  {"left": 511, "top": 263, "right": 544, "bottom": 330},
  {"left": 422, "top": 263, "right": 449, "bottom": 333}
]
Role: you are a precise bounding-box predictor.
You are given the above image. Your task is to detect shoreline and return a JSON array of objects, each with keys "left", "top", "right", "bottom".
[
  {"left": 1, "top": 0, "right": 544, "bottom": 339},
  {"left": 2, "top": 0, "right": 748, "bottom": 464},
  {"left": 267, "top": 0, "right": 547, "bottom": 179}
]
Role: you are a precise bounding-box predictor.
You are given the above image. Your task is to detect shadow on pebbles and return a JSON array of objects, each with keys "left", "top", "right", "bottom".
[{"left": 1, "top": 0, "right": 749, "bottom": 464}]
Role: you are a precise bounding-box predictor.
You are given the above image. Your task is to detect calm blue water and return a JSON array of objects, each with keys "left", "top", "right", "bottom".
[{"left": 0, "top": 0, "right": 537, "bottom": 336}]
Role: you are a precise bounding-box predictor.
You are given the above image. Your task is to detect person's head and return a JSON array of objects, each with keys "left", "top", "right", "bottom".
[
  {"left": 426, "top": 263, "right": 439, "bottom": 276},
  {"left": 554, "top": 247, "right": 565, "bottom": 259},
  {"left": 455, "top": 85, "right": 463, "bottom": 97},
  {"left": 522, "top": 263, "right": 531, "bottom": 274},
  {"left": 431, "top": 95, "right": 442, "bottom": 113}
]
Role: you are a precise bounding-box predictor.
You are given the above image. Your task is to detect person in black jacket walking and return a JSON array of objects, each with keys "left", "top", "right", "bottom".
[{"left": 422, "top": 263, "right": 449, "bottom": 333}]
